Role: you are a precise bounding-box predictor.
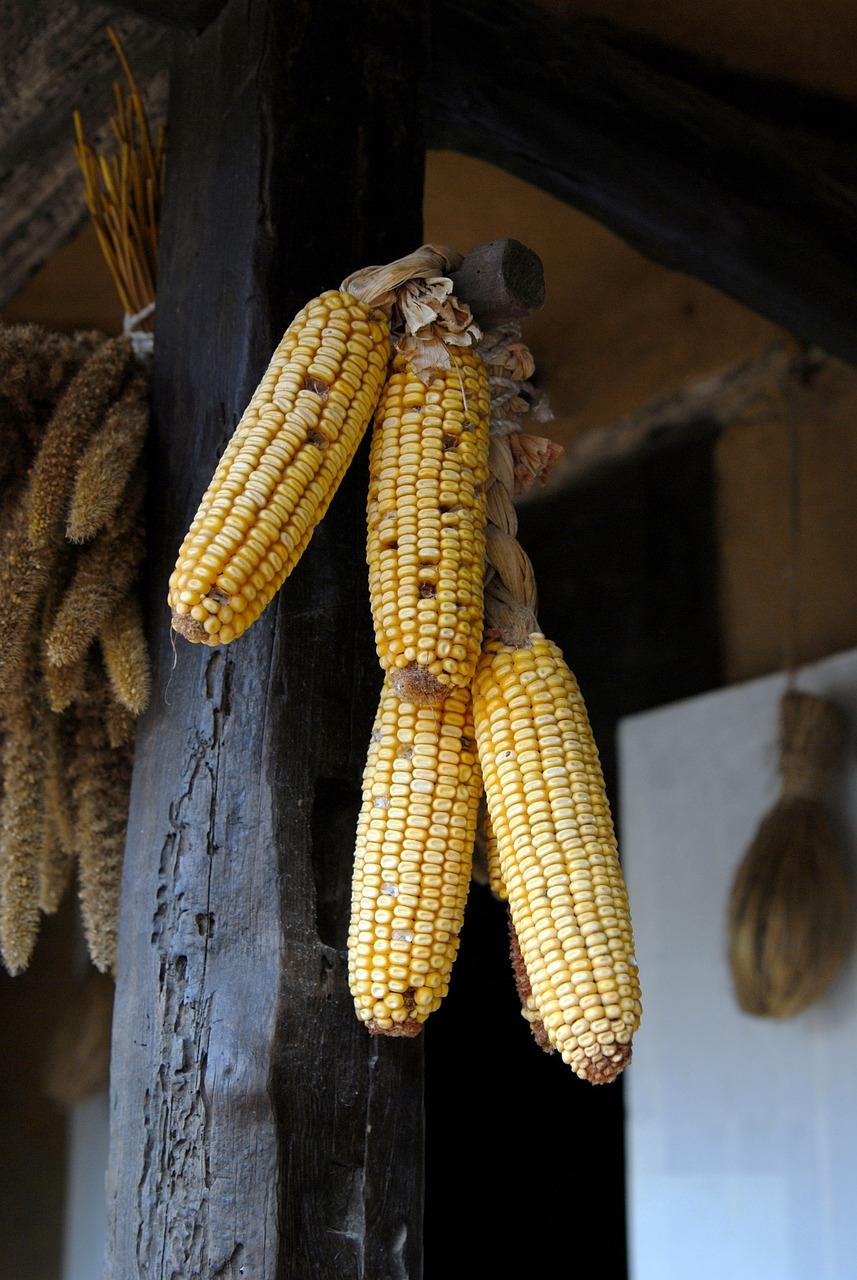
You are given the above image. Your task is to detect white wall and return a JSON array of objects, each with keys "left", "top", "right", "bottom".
[
  {"left": 62, "top": 1090, "right": 109, "bottom": 1280},
  {"left": 620, "top": 648, "right": 857, "bottom": 1280}
]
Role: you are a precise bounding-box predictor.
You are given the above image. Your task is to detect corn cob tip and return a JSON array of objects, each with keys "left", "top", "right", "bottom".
[
  {"left": 389, "top": 662, "right": 448, "bottom": 707},
  {"left": 367, "top": 987, "right": 425, "bottom": 1037},
  {"left": 170, "top": 585, "right": 231, "bottom": 643},
  {"left": 368, "top": 1019, "right": 424, "bottom": 1038},
  {"left": 170, "top": 608, "right": 209, "bottom": 643},
  {"left": 580, "top": 1043, "right": 633, "bottom": 1086}
]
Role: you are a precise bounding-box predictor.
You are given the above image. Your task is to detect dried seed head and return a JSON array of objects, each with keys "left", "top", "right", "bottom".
[
  {"left": 43, "top": 707, "right": 76, "bottom": 857},
  {"left": 44, "top": 650, "right": 90, "bottom": 714},
  {"left": 0, "top": 692, "right": 44, "bottom": 974},
  {"left": 105, "top": 701, "right": 136, "bottom": 750},
  {"left": 28, "top": 336, "right": 131, "bottom": 550},
  {"left": 72, "top": 693, "right": 133, "bottom": 973},
  {"left": 45, "top": 467, "right": 146, "bottom": 669},
  {"left": 99, "top": 594, "right": 151, "bottom": 716},
  {"left": 0, "top": 493, "right": 63, "bottom": 688},
  {"left": 67, "top": 373, "right": 149, "bottom": 543}
]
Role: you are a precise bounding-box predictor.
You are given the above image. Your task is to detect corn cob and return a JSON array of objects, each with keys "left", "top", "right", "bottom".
[
  {"left": 348, "top": 679, "right": 481, "bottom": 1033},
  {"left": 481, "top": 802, "right": 554, "bottom": 1049},
  {"left": 367, "top": 350, "right": 490, "bottom": 705},
  {"left": 481, "top": 802, "right": 507, "bottom": 901},
  {"left": 169, "top": 291, "right": 390, "bottom": 644},
  {"left": 508, "top": 912, "right": 552, "bottom": 1053},
  {"left": 473, "top": 633, "right": 641, "bottom": 1083}
]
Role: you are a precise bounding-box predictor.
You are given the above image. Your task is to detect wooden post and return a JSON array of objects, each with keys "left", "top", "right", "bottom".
[{"left": 105, "top": 3, "right": 426, "bottom": 1276}]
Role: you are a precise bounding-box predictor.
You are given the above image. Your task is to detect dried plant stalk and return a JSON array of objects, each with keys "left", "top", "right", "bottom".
[
  {"left": 0, "top": 496, "right": 58, "bottom": 687},
  {"left": 0, "top": 324, "right": 99, "bottom": 463},
  {"left": 729, "top": 691, "right": 854, "bottom": 1017},
  {"left": 0, "top": 694, "right": 44, "bottom": 974},
  {"left": 105, "top": 701, "right": 136, "bottom": 750},
  {"left": 0, "top": 312, "right": 151, "bottom": 975},
  {"left": 67, "top": 373, "right": 149, "bottom": 542},
  {"left": 44, "top": 649, "right": 89, "bottom": 714},
  {"left": 43, "top": 709, "right": 76, "bottom": 857},
  {"left": 99, "top": 594, "right": 151, "bottom": 716},
  {"left": 27, "top": 336, "right": 132, "bottom": 550},
  {"left": 45, "top": 470, "right": 145, "bottom": 669},
  {"left": 73, "top": 697, "right": 133, "bottom": 973},
  {"left": 73, "top": 26, "right": 164, "bottom": 326}
]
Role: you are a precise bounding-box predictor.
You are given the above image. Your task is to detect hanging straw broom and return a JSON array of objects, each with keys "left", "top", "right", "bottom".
[{"left": 729, "top": 690, "right": 855, "bottom": 1018}]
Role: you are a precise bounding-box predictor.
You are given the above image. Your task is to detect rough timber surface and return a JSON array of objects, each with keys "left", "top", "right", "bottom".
[{"left": 104, "top": 2, "right": 426, "bottom": 1277}]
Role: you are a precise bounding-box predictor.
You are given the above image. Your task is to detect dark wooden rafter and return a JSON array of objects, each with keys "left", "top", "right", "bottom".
[
  {"left": 430, "top": 2, "right": 857, "bottom": 367},
  {"left": 6, "top": 3, "right": 857, "bottom": 366},
  {"left": 108, "top": 0, "right": 224, "bottom": 30},
  {"left": 105, "top": 2, "right": 427, "bottom": 1277}
]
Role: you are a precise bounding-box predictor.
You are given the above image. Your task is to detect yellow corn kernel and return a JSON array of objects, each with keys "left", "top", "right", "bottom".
[
  {"left": 168, "top": 291, "right": 390, "bottom": 644},
  {"left": 348, "top": 679, "right": 481, "bottom": 1033},
  {"left": 508, "top": 910, "right": 553, "bottom": 1053},
  {"left": 473, "top": 632, "right": 642, "bottom": 1083},
  {"left": 482, "top": 802, "right": 507, "bottom": 901},
  {"left": 366, "top": 349, "right": 490, "bottom": 704}
]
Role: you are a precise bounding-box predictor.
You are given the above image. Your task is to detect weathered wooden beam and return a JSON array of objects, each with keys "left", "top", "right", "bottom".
[
  {"left": 9, "top": 0, "right": 857, "bottom": 374},
  {"left": 451, "top": 238, "right": 545, "bottom": 327},
  {"left": 105, "top": 2, "right": 426, "bottom": 1277},
  {"left": 430, "top": 1, "right": 857, "bottom": 367},
  {"left": 0, "top": 2, "right": 169, "bottom": 308},
  {"left": 540, "top": 341, "right": 801, "bottom": 489}
]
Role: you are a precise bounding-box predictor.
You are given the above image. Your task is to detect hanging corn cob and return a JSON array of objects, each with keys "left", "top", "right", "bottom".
[
  {"left": 468, "top": 304, "right": 641, "bottom": 1084},
  {"left": 348, "top": 678, "right": 481, "bottom": 1033},
  {"left": 366, "top": 349, "right": 490, "bottom": 704},
  {"left": 345, "top": 250, "right": 489, "bottom": 1031},
  {"left": 169, "top": 245, "right": 478, "bottom": 646},
  {"left": 339, "top": 239, "right": 641, "bottom": 1079},
  {"left": 474, "top": 629, "right": 641, "bottom": 1082},
  {"left": 169, "top": 292, "right": 389, "bottom": 644}
]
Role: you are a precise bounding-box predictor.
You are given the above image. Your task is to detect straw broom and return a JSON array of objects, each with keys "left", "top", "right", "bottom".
[{"left": 729, "top": 690, "right": 855, "bottom": 1017}]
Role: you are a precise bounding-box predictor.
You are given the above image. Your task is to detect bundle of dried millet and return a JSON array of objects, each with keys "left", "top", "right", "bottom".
[{"left": 0, "top": 320, "right": 151, "bottom": 974}]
